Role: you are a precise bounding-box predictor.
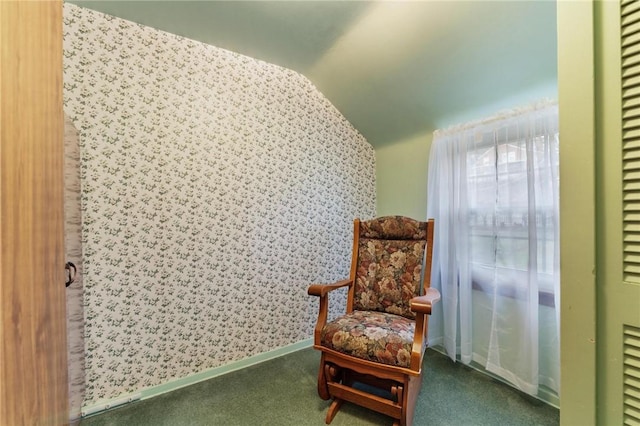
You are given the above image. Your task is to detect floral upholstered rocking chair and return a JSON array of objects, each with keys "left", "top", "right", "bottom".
[{"left": 308, "top": 216, "right": 439, "bottom": 426}]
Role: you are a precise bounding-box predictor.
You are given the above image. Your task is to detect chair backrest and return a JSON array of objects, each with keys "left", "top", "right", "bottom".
[{"left": 347, "top": 216, "right": 434, "bottom": 319}]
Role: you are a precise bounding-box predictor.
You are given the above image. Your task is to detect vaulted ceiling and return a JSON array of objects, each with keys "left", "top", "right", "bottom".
[{"left": 69, "top": 1, "right": 558, "bottom": 147}]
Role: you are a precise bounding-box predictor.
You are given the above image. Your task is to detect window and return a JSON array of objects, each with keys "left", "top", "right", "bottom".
[
  {"left": 467, "top": 131, "right": 559, "bottom": 302},
  {"left": 427, "top": 101, "right": 559, "bottom": 397}
]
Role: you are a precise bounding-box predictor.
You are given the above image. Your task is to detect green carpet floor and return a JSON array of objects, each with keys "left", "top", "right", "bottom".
[{"left": 80, "top": 348, "right": 559, "bottom": 426}]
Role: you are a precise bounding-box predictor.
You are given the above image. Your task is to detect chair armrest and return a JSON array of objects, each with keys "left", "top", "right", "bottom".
[
  {"left": 410, "top": 287, "right": 441, "bottom": 315},
  {"left": 308, "top": 279, "right": 353, "bottom": 346},
  {"left": 308, "top": 279, "right": 353, "bottom": 297},
  {"left": 409, "top": 287, "right": 441, "bottom": 371}
]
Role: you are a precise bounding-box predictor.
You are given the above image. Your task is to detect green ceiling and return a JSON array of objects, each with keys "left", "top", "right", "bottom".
[{"left": 68, "top": 1, "right": 558, "bottom": 147}]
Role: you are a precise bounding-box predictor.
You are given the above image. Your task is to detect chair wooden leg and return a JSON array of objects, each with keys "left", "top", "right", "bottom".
[
  {"left": 401, "top": 374, "right": 423, "bottom": 426},
  {"left": 325, "top": 399, "right": 343, "bottom": 424},
  {"left": 323, "top": 362, "right": 345, "bottom": 423},
  {"left": 317, "top": 356, "right": 330, "bottom": 400}
]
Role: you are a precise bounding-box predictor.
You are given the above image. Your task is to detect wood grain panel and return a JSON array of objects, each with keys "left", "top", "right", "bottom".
[{"left": 0, "top": 1, "right": 68, "bottom": 424}]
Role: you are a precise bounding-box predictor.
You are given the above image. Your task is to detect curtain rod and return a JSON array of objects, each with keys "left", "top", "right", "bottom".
[{"left": 433, "top": 98, "right": 558, "bottom": 137}]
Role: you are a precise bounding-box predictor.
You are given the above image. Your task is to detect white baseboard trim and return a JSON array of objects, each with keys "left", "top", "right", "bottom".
[
  {"left": 81, "top": 392, "right": 142, "bottom": 417},
  {"left": 81, "top": 338, "right": 314, "bottom": 418}
]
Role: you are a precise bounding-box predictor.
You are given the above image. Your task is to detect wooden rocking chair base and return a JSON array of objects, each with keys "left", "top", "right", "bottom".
[
  {"left": 325, "top": 399, "right": 343, "bottom": 424},
  {"left": 318, "top": 351, "right": 423, "bottom": 426}
]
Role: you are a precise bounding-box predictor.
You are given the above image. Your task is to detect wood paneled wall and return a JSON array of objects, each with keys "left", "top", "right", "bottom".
[{"left": 0, "top": 1, "right": 68, "bottom": 424}]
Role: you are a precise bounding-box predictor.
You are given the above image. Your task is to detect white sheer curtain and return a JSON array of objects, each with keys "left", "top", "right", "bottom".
[{"left": 427, "top": 101, "right": 559, "bottom": 397}]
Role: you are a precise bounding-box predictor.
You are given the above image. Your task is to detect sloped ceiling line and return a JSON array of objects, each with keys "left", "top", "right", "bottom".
[{"left": 69, "top": 0, "right": 558, "bottom": 147}]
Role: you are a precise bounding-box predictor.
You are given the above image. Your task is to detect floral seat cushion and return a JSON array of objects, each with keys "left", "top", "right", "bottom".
[{"left": 320, "top": 310, "right": 415, "bottom": 368}]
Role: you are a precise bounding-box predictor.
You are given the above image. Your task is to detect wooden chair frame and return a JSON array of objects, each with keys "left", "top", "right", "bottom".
[{"left": 308, "top": 218, "right": 439, "bottom": 426}]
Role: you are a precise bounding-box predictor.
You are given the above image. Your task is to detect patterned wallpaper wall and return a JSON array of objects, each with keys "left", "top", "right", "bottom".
[
  {"left": 63, "top": 4, "right": 376, "bottom": 406},
  {"left": 64, "top": 115, "right": 85, "bottom": 421}
]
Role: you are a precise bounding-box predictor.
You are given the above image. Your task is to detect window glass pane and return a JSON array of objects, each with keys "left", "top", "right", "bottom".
[{"left": 466, "top": 121, "right": 559, "bottom": 296}]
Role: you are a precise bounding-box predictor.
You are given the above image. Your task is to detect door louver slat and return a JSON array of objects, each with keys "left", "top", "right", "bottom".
[
  {"left": 622, "top": 4, "right": 640, "bottom": 283},
  {"left": 624, "top": 0, "right": 640, "bottom": 15},
  {"left": 623, "top": 53, "right": 640, "bottom": 70},
  {"left": 623, "top": 61, "right": 640, "bottom": 80},
  {"left": 625, "top": 325, "right": 640, "bottom": 425},
  {"left": 624, "top": 96, "right": 640, "bottom": 112},
  {"left": 624, "top": 149, "right": 640, "bottom": 160},
  {"left": 624, "top": 85, "right": 640, "bottom": 100}
]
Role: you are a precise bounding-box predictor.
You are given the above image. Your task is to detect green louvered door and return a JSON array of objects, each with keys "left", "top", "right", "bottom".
[{"left": 597, "top": 1, "right": 640, "bottom": 423}]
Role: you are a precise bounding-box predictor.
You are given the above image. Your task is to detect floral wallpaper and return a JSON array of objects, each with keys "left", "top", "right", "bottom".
[
  {"left": 64, "top": 115, "right": 85, "bottom": 422},
  {"left": 63, "top": 4, "right": 376, "bottom": 406}
]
